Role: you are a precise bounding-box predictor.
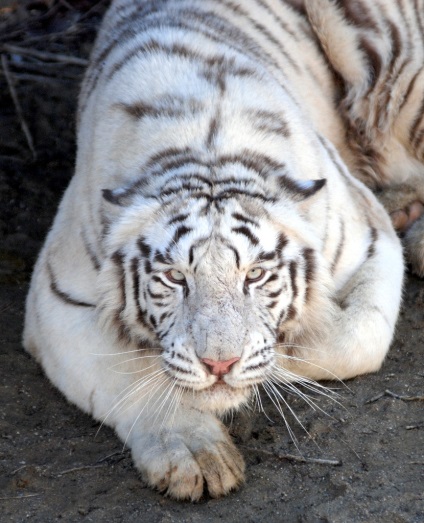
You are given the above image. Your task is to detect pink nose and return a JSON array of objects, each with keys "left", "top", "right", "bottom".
[{"left": 201, "top": 357, "right": 240, "bottom": 377}]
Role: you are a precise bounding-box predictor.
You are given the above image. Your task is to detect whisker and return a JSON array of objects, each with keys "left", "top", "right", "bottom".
[
  {"left": 274, "top": 352, "right": 351, "bottom": 390},
  {"left": 97, "top": 369, "right": 168, "bottom": 434},
  {"left": 164, "top": 384, "right": 183, "bottom": 430},
  {"left": 272, "top": 366, "right": 342, "bottom": 400},
  {"left": 123, "top": 376, "right": 174, "bottom": 449},
  {"left": 90, "top": 348, "right": 161, "bottom": 356},
  {"left": 267, "top": 380, "right": 313, "bottom": 441},
  {"left": 253, "top": 383, "right": 274, "bottom": 423},
  {"left": 273, "top": 342, "right": 329, "bottom": 354},
  {"left": 262, "top": 381, "right": 301, "bottom": 452},
  {"left": 107, "top": 356, "right": 161, "bottom": 374},
  {"left": 156, "top": 379, "right": 179, "bottom": 429}
]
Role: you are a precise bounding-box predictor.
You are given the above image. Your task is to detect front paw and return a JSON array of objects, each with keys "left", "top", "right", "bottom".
[{"left": 133, "top": 419, "right": 245, "bottom": 500}]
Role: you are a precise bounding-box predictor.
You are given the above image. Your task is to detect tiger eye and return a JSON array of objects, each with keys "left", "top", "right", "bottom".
[
  {"left": 165, "top": 269, "right": 186, "bottom": 283},
  {"left": 246, "top": 267, "right": 265, "bottom": 283}
]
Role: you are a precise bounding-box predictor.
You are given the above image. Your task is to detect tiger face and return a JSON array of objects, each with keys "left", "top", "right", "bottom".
[{"left": 100, "top": 169, "right": 328, "bottom": 413}]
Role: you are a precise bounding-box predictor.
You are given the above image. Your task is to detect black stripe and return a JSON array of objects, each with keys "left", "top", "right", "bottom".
[
  {"left": 285, "top": 303, "right": 297, "bottom": 321},
  {"left": 232, "top": 212, "right": 259, "bottom": 227},
  {"left": 257, "top": 250, "right": 276, "bottom": 262},
  {"left": 366, "top": 227, "right": 378, "bottom": 258},
  {"left": 81, "top": 229, "right": 101, "bottom": 271},
  {"left": 267, "top": 287, "right": 283, "bottom": 299},
  {"left": 409, "top": 95, "right": 424, "bottom": 146},
  {"left": 131, "top": 257, "right": 151, "bottom": 329},
  {"left": 166, "top": 361, "right": 192, "bottom": 375},
  {"left": 48, "top": 263, "right": 95, "bottom": 308},
  {"left": 231, "top": 226, "right": 259, "bottom": 245},
  {"left": 131, "top": 257, "right": 140, "bottom": 307},
  {"left": 303, "top": 248, "right": 315, "bottom": 302},
  {"left": 227, "top": 244, "right": 241, "bottom": 269},
  {"left": 144, "top": 260, "right": 152, "bottom": 274},
  {"left": 152, "top": 275, "right": 174, "bottom": 290},
  {"left": 247, "top": 108, "right": 291, "bottom": 138},
  {"left": 172, "top": 225, "right": 192, "bottom": 244},
  {"left": 111, "top": 250, "right": 127, "bottom": 310},
  {"left": 277, "top": 176, "right": 326, "bottom": 200},
  {"left": 331, "top": 219, "right": 346, "bottom": 273},
  {"left": 217, "top": 151, "right": 285, "bottom": 176},
  {"left": 289, "top": 261, "right": 298, "bottom": 299},
  {"left": 137, "top": 237, "right": 151, "bottom": 257},
  {"left": 206, "top": 112, "right": 220, "bottom": 147},
  {"left": 168, "top": 213, "right": 190, "bottom": 225},
  {"left": 215, "top": 188, "right": 276, "bottom": 203},
  {"left": 256, "top": 272, "right": 279, "bottom": 289},
  {"left": 276, "top": 232, "right": 289, "bottom": 253},
  {"left": 147, "top": 287, "right": 165, "bottom": 300},
  {"left": 116, "top": 97, "right": 203, "bottom": 120},
  {"left": 154, "top": 250, "right": 172, "bottom": 265}
]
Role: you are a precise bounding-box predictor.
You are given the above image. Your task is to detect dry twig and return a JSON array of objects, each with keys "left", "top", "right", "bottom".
[
  {"left": 0, "top": 69, "right": 80, "bottom": 84},
  {"left": 241, "top": 445, "right": 342, "bottom": 466},
  {"left": 2, "top": 44, "right": 88, "bottom": 66},
  {"left": 365, "top": 389, "right": 424, "bottom": 404},
  {"left": 1, "top": 54, "right": 36, "bottom": 159},
  {"left": 56, "top": 464, "right": 106, "bottom": 476},
  {"left": 0, "top": 493, "right": 41, "bottom": 500}
]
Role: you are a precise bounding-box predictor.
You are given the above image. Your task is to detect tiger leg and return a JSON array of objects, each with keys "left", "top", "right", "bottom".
[{"left": 280, "top": 229, "right": 404, "bottom": 381}]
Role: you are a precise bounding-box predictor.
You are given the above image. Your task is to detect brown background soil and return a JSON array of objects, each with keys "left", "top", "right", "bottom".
[{"left": 0, "top": 2, "right": 423, "bottom": 522}]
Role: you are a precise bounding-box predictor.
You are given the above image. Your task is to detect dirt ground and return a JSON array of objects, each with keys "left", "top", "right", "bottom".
[{"left": 0, "top": 2, "right": 423, "bottom": 522}]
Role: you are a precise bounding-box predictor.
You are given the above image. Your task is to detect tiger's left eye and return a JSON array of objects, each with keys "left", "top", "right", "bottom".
[
  {"left": 165, "top": 269, "right": 186, "bottom": 284},
  {"left": 246, "top": 267, "right": 265, "bottom": 283}
]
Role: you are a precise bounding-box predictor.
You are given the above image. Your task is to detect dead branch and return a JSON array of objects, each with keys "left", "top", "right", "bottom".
[
  {"left": 241, "top": 445, "right": 342, "bottom": 466},
  {"left": 1, "top": 54, "right": 36, "bottom": 159},
  {"left": 0, "top": 493, "right": 41, "bottom": 500},
  {"left": 0, "top": 69, "right": 81, "bottom": 84},
  {"left": 365, "top": 389, "right": 424, "bottom": 404},
  {"left": 2, "top": 43, "right": 88, "bottom": 66},
  {"left": 56, "top": 464, "right": 106, "bottom": 476},
  {"left": 384, "top": 389, "right": 424, "bottom": 401}
]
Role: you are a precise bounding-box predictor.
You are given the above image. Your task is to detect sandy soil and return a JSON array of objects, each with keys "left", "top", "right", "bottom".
[{"left": 0, "top": 2, "right": 423, "bottom": 522}]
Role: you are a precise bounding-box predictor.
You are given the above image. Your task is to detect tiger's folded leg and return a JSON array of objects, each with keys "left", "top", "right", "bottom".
[{"left": 280, "top": 228, "right": 404, "bottom": 382}]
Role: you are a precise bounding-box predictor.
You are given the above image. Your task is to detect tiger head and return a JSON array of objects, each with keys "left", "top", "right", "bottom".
[{"left": 98, "top": 153, "right": 331, "bottom": 413}]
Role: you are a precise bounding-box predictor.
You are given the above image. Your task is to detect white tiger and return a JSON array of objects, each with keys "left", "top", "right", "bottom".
[{"left": 23, "top": 0, "right": 424, "bottom": 500}]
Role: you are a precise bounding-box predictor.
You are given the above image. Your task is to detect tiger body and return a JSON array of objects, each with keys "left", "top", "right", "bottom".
[{"left": 23, "top": 0, "right": 424, "bottom": 500}]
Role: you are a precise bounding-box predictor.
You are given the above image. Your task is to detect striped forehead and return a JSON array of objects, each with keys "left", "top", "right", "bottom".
[{"left": 145, "top": 199, "right": 282, "bottom": 268}]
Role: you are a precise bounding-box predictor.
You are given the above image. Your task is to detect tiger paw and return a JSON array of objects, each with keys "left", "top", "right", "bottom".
[
  {"left": 131, "top": 419, "right": 245, "bottom": 500},
  {"left": 377, "top": 184, "right": 424, "bottom": 277},
  {"left": 403, "top": 217, "right": 424, "bottom": 277},
  {"left": 376, "top": 184, "right": 423, "bottom": 230}
]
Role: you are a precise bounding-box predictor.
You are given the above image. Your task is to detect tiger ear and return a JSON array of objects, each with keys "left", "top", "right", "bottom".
[
  {"left": 102, "top": 187, "right": 134, "bottom": 206},
  {"left": 277, "top": 176, "right": 326, "bottom": 201},
  {"left": 101, "top": 187, "right": 160, "bottom": 220}
]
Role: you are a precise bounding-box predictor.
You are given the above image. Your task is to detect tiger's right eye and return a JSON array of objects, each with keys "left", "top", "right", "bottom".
[
  {"left": 245, "top": 267, "right": 265, "bottom": 283},
  {"left": 165, "top": 269, "right": 186, "bottom": 284}
]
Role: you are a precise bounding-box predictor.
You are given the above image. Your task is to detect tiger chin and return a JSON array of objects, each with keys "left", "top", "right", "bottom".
[{"left": 23, "top": 0, "right": 424, "bottom": 501}]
